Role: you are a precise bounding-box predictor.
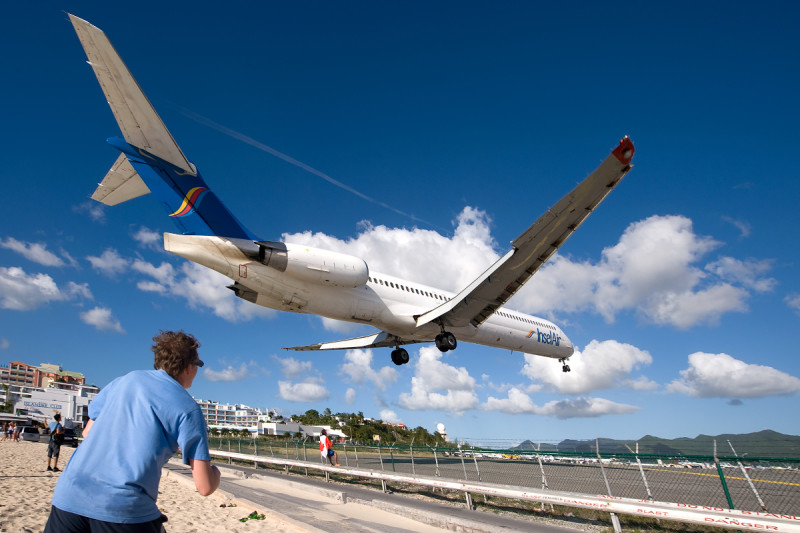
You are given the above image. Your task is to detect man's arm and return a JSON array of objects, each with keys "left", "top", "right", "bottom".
[
  {"left": 82, "top": 419, "right": 94, "bottom": 439},
  {"left": 189, "top": 458, "right": 220, "bottom": 496}
]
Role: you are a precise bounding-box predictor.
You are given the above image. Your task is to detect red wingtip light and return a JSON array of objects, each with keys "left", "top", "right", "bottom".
[{"left": 612, "top": 136, "right": 635, "bottom": 164}]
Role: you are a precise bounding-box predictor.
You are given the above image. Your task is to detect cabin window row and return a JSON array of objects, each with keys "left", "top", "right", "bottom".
[
  {"left": 368, "top": 277, "right": 450, "bottom": 301},
  {"left": 495, "top": 310, "right": 555, "bottom": 331}
]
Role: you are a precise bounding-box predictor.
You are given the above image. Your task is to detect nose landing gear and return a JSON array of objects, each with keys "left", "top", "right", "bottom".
[{"left": 559, "top": 358, "right": 571, "bottom": 373}]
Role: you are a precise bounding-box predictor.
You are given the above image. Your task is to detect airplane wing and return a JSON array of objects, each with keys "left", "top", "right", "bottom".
[
  {"left": 416, "top": 137, "right": 635, "bottom": 329},
  {"left": 284, "top": 331, "right": 424, "bottom": 351}
]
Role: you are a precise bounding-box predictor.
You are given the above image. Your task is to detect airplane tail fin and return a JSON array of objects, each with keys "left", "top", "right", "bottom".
[{"left": 69, "top": 14, "right": 258, "bottom": 241}]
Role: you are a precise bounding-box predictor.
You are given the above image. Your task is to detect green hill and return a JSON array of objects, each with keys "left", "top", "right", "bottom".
[{"left": 511, "top": 430, "right": 800, "bottom": 458}]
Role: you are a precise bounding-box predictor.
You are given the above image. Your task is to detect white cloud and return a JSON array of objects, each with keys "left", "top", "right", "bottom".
[
  {"left": 483, "top": 388, "right": 639, "bottom": 418},
  {"left": 521, "top": 339, "right": 653, "bottom": 395},
  {"left": 137, "top": 261, "right": 274, "bottom": 322},
  {"left": 278, "top": 380, "right": 330, "bottom": 402},
  {"left": 275, "top": 356, "right": 314, "bottom": 379},
  {"left": 0, "top": 238, "right": 66, "bottom": 267},
  {"left": 87, "top": 248, "right": 130, "bottom": 277},
  {"left": 204, "top": 363, "right": 251, "bottom": 382},
  {"left": 132, "top": 260, "right": 175, "bottom": 285},
  {"left": 705, "top": 257, "right": 776, "bottom": 293},
  {"left": 667, "top": 352, "right": 800, "bottom": 398},
  {"left": 722, "top": 216, "right": 751, "bottom": 239},
  {"left": 79, "top": 306, "right": 125, "bottom": 333},
  {"left": 73, "top": 201, "right": 106, "bottom": 223},
  {"left": 398, "top": 347, "right": 479, "bottom": 413},
  {"left": 345, "top": 388, "right": 356, "bottom": 404},
  {"left": 520, "top": 215, "right": 758, "bottom": 328},
  {"left": 536, "top": 398, "right": 640, "bottom": 419},
  {"left": 380, "top": 409, "right": 403, "bottom": 424},
  {"left": 132, "top": 226, "right": 162, "bottom": 250},
  {"left": 0, "top": 267, "right": 73, "bottom": 310},
  {"left": 283, "top": 207, "right": 498, "bottom": 292},
  {"left": 339, "top": 349, "right": 398, "bottom": 392},
  {"left": 786, "top": 293, "right": 800, "bottom": 315},
  {"left": 284, "top": 212, "right": 770, "bottom": 329}
]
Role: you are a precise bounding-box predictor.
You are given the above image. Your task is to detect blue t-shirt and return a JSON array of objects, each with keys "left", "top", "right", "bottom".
[
  {"left": 52, "top": 369, "right": 210, "bottom": 523},
  {"left": 49, "top": 421, "right": 62, "bottom": 440}
]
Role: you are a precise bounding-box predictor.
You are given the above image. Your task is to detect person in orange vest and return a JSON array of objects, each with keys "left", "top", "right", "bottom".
[{"left": 319, "top": 429, "right": 339, "bottom": 466}]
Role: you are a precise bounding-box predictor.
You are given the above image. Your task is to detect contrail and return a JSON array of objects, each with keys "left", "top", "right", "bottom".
[{"left": 181, "top": 109, "right": 440, "bottom": 230}]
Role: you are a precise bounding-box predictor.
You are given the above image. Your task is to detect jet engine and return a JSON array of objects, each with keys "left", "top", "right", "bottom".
[{"left": 258, "top": 241, "right": 369, "bottom": 288}]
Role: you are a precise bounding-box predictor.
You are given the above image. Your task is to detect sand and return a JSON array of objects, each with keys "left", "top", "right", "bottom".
[{"left": 0, "top": 440, "right": 299, "bottom": 533}]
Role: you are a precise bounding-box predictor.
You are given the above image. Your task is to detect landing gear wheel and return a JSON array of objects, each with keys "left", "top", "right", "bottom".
[
  {"left": 391, "top": 348, "right": 409, "bottom": 366},
  {"left": 435, "top": 332, "right": 458, "bottom": 352},
  {"left": 559, "top": 358, "right": 571, "bottom": 373}
]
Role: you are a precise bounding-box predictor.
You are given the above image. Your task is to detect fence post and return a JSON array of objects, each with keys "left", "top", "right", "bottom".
[
  {"left": 354, "top": 444, "right": 359, "bottom": 468},
  {"left": 389, "top": 446, "right": 396, "bottom": 472},
  {"left": 535, "top": 444, "right": 554, "bottom": 513},
  {"left": 714, "top": 440, "right": 736, "bottom": 510},
  {"left": 410, "top": 438, "right": 416, "bottom": 476},
  {"left": 472, "top": 452, "right": 482, "bottom": 482},
  {"left": 625, "top": 443, "right": 653, "bottom": 501},
  {"left": 302, "top": 436, "right": 308, "bottom": 477},
  {"left": 728, "top": 440, "right": 767, "bottom": 511},
  {"left": 596, "top": 438, "right": 622, "bottom": 533},
  {"left": 459, "top": 444, "right": 469, "bottom": 481},
  {"left": 433, "top": 447, "right": 441, "bottom": 477}
]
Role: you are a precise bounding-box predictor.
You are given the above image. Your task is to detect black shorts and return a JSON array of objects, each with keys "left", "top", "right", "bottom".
[
  {"left": 44, "top": 506, "right": 166, "bottom": 533},
  {"left": 47, "top": 439, "right": 61, "bottom": 458}
]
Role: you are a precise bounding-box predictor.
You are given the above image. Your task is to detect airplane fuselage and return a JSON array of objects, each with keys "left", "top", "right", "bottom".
[{"left": 164, "top": 233, "right": 574, "bottom": 360}]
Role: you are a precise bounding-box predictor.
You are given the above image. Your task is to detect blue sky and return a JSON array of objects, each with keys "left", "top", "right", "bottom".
[{"left": 2, "top": 2, "right": 799, "bottom": 446}]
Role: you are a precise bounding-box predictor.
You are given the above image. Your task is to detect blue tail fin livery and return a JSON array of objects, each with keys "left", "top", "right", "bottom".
[
  {"left": 70, "top": 14, "right": 257, "bottom": 241},
  {"left": 70, "top": 13, "right": 635, "bottom": 371}
]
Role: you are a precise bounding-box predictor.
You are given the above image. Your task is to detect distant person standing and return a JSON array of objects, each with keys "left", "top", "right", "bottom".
[
  {"left": 47, "top": 413, "right": 64, "bottom": 472},
  {"left": 44, "top": 330, "right": 220, "bottom": 532},
  {"left": 320, "top": 429, "right": 339, "bottom": 466}
]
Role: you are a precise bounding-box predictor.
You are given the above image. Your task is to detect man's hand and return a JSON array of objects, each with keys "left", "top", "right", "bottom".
[{"left": 189, "top": 459, "right": 220, "bottom": 496}]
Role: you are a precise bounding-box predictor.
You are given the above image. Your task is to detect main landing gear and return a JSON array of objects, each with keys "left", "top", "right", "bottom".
[
  {"left": 391, "top": 347, "right": 409, "bottom": 366},
  {"left": 435, "top": 331, "right": 457, "bottom": 352},
  {"left": 559, "top": 358, "right": 571, "bottom": 373}
]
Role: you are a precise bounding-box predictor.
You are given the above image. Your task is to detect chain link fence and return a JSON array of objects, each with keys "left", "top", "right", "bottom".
[{"left": 208, "top": 437, "right": 800, "bottom": 517}]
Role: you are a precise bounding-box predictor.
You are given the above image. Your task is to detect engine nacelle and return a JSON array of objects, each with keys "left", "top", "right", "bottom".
[{"left": 258, "top": 241, "right": 369, "bottom": 288}]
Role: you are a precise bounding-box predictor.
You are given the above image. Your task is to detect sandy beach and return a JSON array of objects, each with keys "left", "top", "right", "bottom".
[{"left": 0, "top": 440, "right": 298, "bottom": 533}]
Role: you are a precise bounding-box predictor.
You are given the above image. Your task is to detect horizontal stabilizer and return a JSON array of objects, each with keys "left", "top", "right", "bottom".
[
  {"left": 284, "top": 331, "right": 423, "bottom": 352},
  {"left": 69, "top": 14, "right": 195, "bottom": 176},
  {"left": 91, "top": 153, "right": 151, "bottom": 206}
]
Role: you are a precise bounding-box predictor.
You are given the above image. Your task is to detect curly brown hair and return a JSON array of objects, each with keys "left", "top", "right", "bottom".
[{"left": 152, "top": 330, "right": 200, "bottom": 380}]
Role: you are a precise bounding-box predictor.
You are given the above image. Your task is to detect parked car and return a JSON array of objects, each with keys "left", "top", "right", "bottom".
[
  {"left": 19, "top": 426, "right": 40, "bottom": 442},
  {"left": 62, "top": 428, "right": 79, "bottom": 447}
]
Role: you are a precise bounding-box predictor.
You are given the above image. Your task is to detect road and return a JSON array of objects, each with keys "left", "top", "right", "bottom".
[{"left": 164, "top": 461, "right": 604, "bottom": 533}]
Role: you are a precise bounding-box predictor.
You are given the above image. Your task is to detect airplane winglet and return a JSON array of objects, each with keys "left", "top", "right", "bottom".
[{"left": 68, "top": 14, "right": 196, "bottom": 176}]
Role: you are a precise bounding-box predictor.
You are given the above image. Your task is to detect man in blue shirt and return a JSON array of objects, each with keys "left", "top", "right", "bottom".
[
  {"left": 44, "top": 331, "right": 220, "bottom": 532},
  {"left": 47, "top": 412, "right": 64, "bottom": 472}
]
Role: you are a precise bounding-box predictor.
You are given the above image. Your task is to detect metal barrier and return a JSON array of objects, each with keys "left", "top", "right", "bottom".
[{"left": 208, "top": 438, "right": 800, "bottom": 532}]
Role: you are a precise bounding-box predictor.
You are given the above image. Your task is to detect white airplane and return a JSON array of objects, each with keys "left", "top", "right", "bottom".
[{"left": 69, "top": 14, "right": 635, "bottom": 371}]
